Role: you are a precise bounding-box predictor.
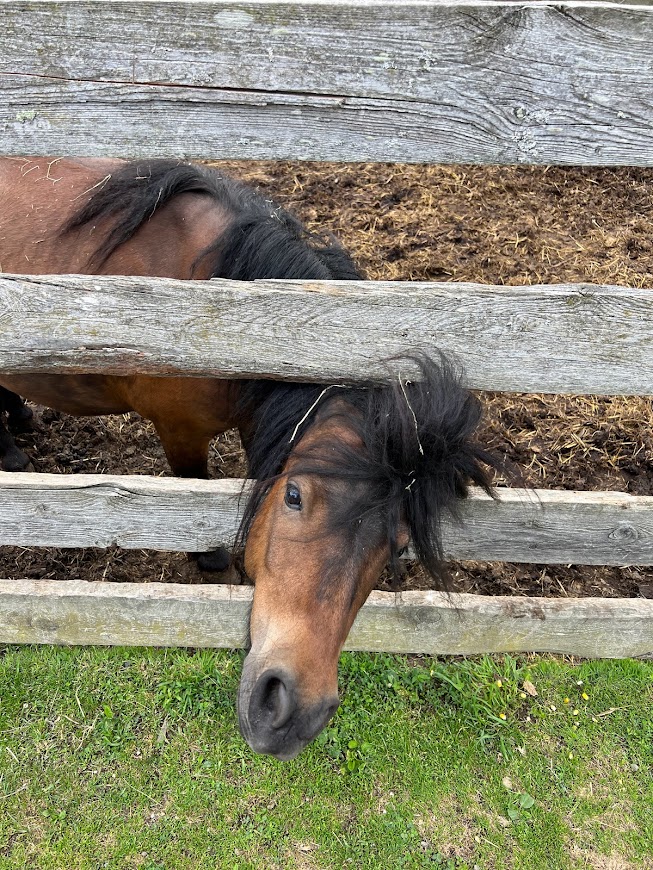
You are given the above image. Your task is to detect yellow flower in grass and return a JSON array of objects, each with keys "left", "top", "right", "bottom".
[{"left": 499, "top": 713, "right": 507, "bottom": 721}]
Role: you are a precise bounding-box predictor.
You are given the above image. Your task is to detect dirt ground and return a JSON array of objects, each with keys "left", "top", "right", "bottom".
[{"left": 2, "top": 162, "right": 652, "bottom": 598}]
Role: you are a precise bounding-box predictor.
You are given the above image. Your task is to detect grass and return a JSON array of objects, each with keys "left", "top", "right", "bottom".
[{"left": 0, "top": 646, "right": 651, "bottom": 869}]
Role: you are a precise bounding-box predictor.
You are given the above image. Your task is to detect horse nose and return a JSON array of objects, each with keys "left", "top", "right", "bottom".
[
  {"left": 242, "top": 667, "right": 340, "bottom": 759},
  {"left": 253, "top": 669, "right": 296, "bottom": 730}
]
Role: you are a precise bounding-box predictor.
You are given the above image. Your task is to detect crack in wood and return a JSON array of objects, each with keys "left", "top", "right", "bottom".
[{"left": 1, "top": 69, "right": 359, "bottom": 104}]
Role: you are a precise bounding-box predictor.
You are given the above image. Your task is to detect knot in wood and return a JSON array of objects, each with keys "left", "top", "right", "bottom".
[{"left": 608, "top": 522, "right": 639, "bottom": 544}]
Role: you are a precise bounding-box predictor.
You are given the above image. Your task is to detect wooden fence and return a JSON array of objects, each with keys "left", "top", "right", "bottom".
[{"left": 1, "top": 0, "right": 652, "bottom": 657}]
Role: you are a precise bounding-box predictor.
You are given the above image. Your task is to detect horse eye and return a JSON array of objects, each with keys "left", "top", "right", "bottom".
[{"left": 284, "top": 483, "right": 302, "bottom": 510}]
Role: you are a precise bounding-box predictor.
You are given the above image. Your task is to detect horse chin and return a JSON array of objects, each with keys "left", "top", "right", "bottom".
[{"left": 237, "top": 654, "right": 339, "bottom": 761}]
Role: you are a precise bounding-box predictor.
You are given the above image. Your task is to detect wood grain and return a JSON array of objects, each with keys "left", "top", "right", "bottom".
[
  {"left": 0, "top": 472, "right": 244, "bottom": 551},
  {"left": 2, "top": 1, "right": 653, "bottom": 165},
  {"left": 1, "top": 274, "right": 652, "bottom": 395},
  {"left": 1, "top": 580, "right": 651, "bottom": 658},
  {"left": 0, "top": 473, "right": 652, "bottom": 566}
]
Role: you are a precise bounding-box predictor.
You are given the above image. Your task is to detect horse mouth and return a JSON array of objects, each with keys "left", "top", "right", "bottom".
[{"left": 237, "top": 663, "right": 339, "bottom": 760}]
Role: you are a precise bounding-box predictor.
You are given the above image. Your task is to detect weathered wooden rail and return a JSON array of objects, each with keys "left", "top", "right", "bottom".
[
  {"left": 3, "top": 0, "right": 653, "bottom": 165},
  {"left": 2, "top": 581, "right": 652, "bottom": 658},
  {"left": 1, "top": 0, "right": 652, "bottom": 658},
  {"left": 1, "top": 473, "right": 652, "bottom": 568},
  {"left": 0, "top": 275, "right": 652, "bottom": 395}
]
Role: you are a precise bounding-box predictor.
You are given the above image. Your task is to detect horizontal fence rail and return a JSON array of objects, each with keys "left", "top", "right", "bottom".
[
  {"left": 1, "top": 275, "right": 652, "bottom": 394},
  {"left": 1, "top": 581, "right": 652, "bottom": 658},
  {"left": 2, "top": 1, "right": 653, "bottom": 164},
  {"left": 1, "top": 472, "right": 652, "bottom": 566}
]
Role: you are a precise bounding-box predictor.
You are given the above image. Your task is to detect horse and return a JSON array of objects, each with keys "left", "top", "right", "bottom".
[{"left": 0, "top": 157, "right": 494, "bottom": 759}]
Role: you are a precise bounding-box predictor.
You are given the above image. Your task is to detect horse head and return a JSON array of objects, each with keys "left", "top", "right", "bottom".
[{"left": 235, "top": 353, "right": 494, "bottom": 759}]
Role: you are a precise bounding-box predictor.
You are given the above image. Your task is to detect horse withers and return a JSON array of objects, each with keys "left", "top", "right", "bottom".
[{"left": 0, "top": 157, "right": 494, "bottom": 759}]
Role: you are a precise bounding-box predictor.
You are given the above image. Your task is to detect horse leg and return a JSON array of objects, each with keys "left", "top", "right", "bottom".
[
  {"left": 0, "top": 389, "right": 32, "bottom": 471},
  {"left": 4, "top": 389, "right": 34, "bottom": 432},
  {"left": 154, "top": 421, "right": 232, "bottom": 574}
]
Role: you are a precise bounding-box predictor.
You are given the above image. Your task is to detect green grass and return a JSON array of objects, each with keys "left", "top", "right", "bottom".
[{"left": 0, "top": 646, "right": 651, "bottom": 869}]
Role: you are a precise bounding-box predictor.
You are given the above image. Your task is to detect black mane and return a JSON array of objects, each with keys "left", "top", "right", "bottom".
[
  {"left": 61, "top": 158, "right": 363, "bottom": 281},
  {"left": 237, "top": 353, "right": 495, "bottom": 590}
]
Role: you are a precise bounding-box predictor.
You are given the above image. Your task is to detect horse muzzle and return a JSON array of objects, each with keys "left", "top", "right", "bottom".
[{"left": 237, "top": 663, "right": 339, "bottom": 760}]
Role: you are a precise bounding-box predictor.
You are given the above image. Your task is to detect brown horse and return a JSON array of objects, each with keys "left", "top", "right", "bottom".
[{"left": 0, "top": 157, "right": 494, "bottom": 759}]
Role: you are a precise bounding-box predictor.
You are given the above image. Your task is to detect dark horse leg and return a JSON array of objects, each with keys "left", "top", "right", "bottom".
[{"left": 0, "top": 388, "right": 33, "bottom": 471}]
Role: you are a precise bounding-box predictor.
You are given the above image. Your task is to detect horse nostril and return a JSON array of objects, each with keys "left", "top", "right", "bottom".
[
  {"left": 259, "top": 673, "right": 295, "bottom": 730},
  {"left": 240, "top": 668, "right": 341, "bottom": 757}
]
